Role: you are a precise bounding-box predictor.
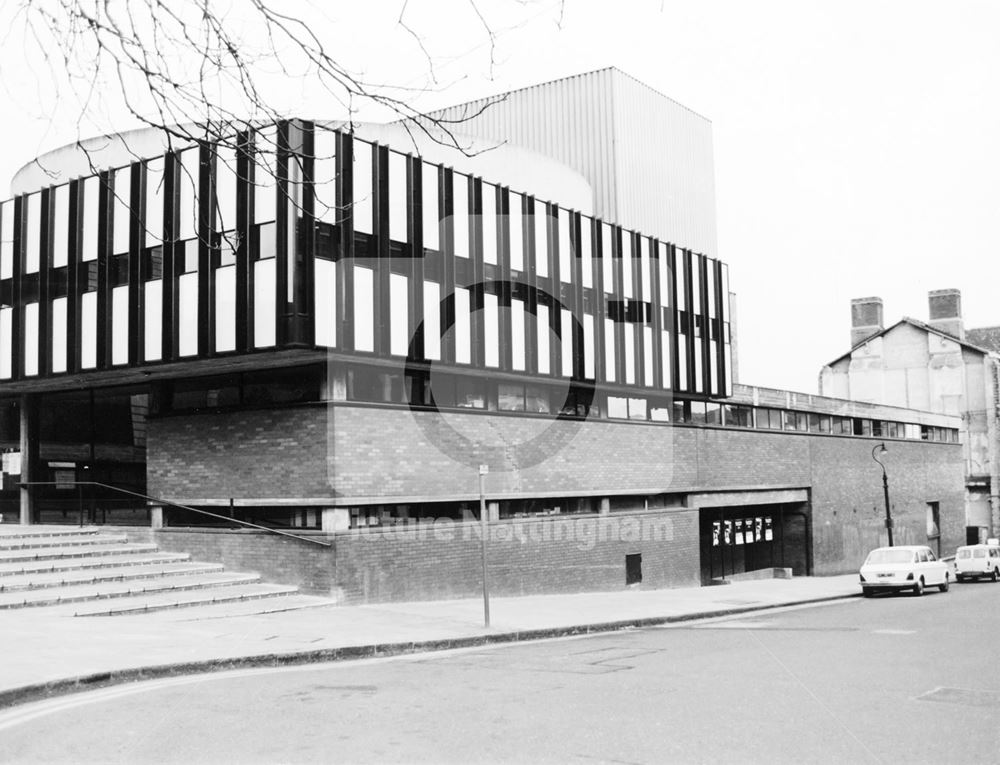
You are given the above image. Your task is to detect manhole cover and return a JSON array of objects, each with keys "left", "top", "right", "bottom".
[{"left": 918, "top": 687, "right": 1000, "bottom": 708}]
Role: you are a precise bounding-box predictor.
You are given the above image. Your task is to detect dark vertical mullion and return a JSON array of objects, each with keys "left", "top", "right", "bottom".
[
  {"left": 650, "top": 238, "right": 664, "bottom": 390},
  {"left": 66, "top": 181, "right": 81, "bottom": 374},
  {"left": 683, "top": 248, "right": 696, "bottom": 392},
  {"left": 523, "top": 194, "right": 538, "bottom": 376},
  {"left": 335, "top": 131, "right": 355, "bottom": 352},
  {"left": 570, "top": 211, "right": 585, "bottom": 381},
  {"left": 198, "top": 143, "right": 215, "bottom": 355},
  {"left": 128, "top": 163, "right": 144, "bottom": 365},
  {"left": 37, "top": 188, "right": 51, "bottom": 377},
  {"left": 439, "top": 167, "right": 455, "bottom": 365},
  {"left": 299, "top": 121, "right": 316, "bottom": 347},
  {"left": 611, "top": 226, "right": 626, "bottom": 385},
  {"left": 669, "top": 245, "right": 680, "bottom": 391},
  {"left": 547, "top": 203, "right": 561, "bottom": 378},
  {"left": 698, "top": 254, "right": 711, "bottom": 395},
  {"left": 469, "top": 177, "right": 484, "bottom": 369},
  {"left": 714, "top": 259, "right": 727, "bottom": 396},
  {"left": 407, "top": 156, "right": 424, "bottom": 361},
  {"left": 96, "top": 172, "right": 111, "bottom": 370},
  {"left": 274, "top": 123, "right": 290, "bottom": 349},
  {"left": 161, "top": 153, "right": 178, "bottom": 362},
  {"left": 631, "top": 232, "right": 644, "bottom": 387},
  {"left": 372, "top": 144, "right": 390, "bottom": 356},
  {"left": 497, "top": 186, "right": 512, "bottom": 372},
  {"left": 235, "top": 133, "right": 251, "bottom": 353},
  {"left": 591, "top": 218, "right": 605, "bottom": 386},
  {"left": 11, "top": 197, "right": 23, "bottom": 380}
]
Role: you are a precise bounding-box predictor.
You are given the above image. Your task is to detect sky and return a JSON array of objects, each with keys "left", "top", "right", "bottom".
[{"left": 0, "top": 0, "right": 997, "bottom": 395}]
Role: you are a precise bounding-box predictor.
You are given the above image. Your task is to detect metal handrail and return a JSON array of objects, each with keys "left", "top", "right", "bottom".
[{"left": 17, "top": 481, "right": 332, "bottom": 547}]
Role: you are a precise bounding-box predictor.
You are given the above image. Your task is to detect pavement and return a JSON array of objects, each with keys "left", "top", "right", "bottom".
[{"left": 0, "top": 570, "right": 861, "bottom": 709}]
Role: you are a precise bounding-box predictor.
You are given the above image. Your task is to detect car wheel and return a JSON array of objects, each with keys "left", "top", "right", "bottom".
[
  {"left": 992, "top": 568, "right": 999, "bottom": 583},
  {"left": 939, "top": 573, "right": 949, "bottom": 593},
  {"left": 913, "top": 577, "right": 925, "bottom": 596}
]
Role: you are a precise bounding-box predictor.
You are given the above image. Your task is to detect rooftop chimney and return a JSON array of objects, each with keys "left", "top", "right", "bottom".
[
  {"left": 927, "top": 289, "right": 964, "bottom": 340},
  {"left": 851, "top": 297, "right": 884, "bottom": 347}
]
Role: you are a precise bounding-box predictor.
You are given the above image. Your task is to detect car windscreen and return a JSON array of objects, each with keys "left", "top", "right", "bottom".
[
  {"left": 974, "top": 549, "right": 987, "bottom": 558},
  {"left": 957, "top": 549, "right": 972, "bottom": 558},
  {"left": 865, "top": 549, "right": 915, "bottom": 565}
]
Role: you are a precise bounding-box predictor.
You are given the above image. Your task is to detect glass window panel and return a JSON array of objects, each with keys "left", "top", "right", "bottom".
[
  {"left": 255, "top": 127, "right": 277, "bottom": 225},
  {"left": 691, "top": 254, "right": 702, "bottom": 320},
  {"left": 675, "top": 249, "right": 686, "bottom": 311},
  {"left": 178, "top": 272, "right": 198, "bottom": 356},
  {"left": 661, "top": 330, "right": 671, "bottom": 389},
  {"left": 215, "top": 145, "right": 237, "bottom": 233},
  {"left": 558, "top": 209, "right": 571, "bottom": 282},
  {"left": 0, "top": 306, "right": 11, "bottom": 378},
  {"left": 710, "top": 340, "right": 719, "bottom": 392},
  {"left": 707, "top": 260, "right": 718, "bottom": 319},
  {"left": 53, "top": 185, "right": 69, "bottom": 268},
  {"left": 561, "top": 308, "right": 573, "bottom": 377},
  {"left": 390, "top": 272, "right": 409, "bottom": 356},
  {"left": 286, "top": 154, "right": 302, "bottom": 303},
  {"left": 604, "top": 317, "right": 616, "bottom": 382},
  {"left": 484, "top": 292, "right": 499, "bottom": 367},
  {"left": 0, "top": 200, "right": 13, "bottom": 278},
  {"left": 724, "top": 342, "right": 733, "bottom": 394},
  {"left": 498, "top": 383, "right": 525, "bottom": 412},
  {"left": 526, "top": 385, "right": 550, "bottom": 414},
  {"left": 621, "top": 234, "right": 633, "bottom": 299},
  {"left": 389, "top": 151, "right": 408, "bottom": 243},
  {"left": 314, "top": 128, "right": 338, "bottom": 224},
  {"left": 644, "top": 326, "right": 654, "bottom": 386},
  {"left": 253, "top": 258, "right": 276, "bottom": 348},
  {"left": 584, "top": 313, "right": 595, "bottom": 379},
  {"left": 650, "top": 405, "right": 670, "bottom": 422},
  {"left": 81, "top": 291, "right": 97, "bottom": 368},
  {"left": 721, "top": 264, "right": 730, "bottom": 320},
  {"left": 421, "top": 162, "right": 439, "bottom": 251},
  {"left": 26, "top": 193, "right": 41, "bottom": 274},
  {"left": 215, "top": 264, "right": 236, "bottom": 352},
  {"left": 454, "top": 286, "right": 471, "bottom": 363},
  {"left": 624, "top": 323, "right": 636, "bottom": 384},
  {"left": 178, "top": 148, "right": 199, "bottom": 240},
  {"left": 607, "top": 396, "right": 628, "bottom": 419},
  {"left": 536, "top": 303, "right": 550, "bottom": 374},
  {"left": 602, "top": 224, "right": 614, "bottom": 291},
  {"left": 453, "top": 173, "right": 469, "bottom": 258},
  {"left": 24, "top": 302, "right": 39, "bottom": 375},
  {"left": 50, "top": 296, "right": 67, "bottom": 373},
  {"left": 641, "top": 238, "right": 653, "bottom": 302},
  {"left": 113, "top": 167, "right": 131, "bottom": 255},
  {"left": 145, "top": 158, "right": 164, "bottom": 246},
  {"left": 111, "top": 285, "right": 129, "bottom": 364},
  {"left": 693, "top": 337, "right": 703, "bottom": 393},
  {"left": 533, "top": 199, "right": 548, "bottom": 277},
  {"left": 677, "top": 334, "right": 687, "bottom": 389},
  {"left": 509, "top": 193, "right": 523, "bottom": 271},
  {"left": 423, "top": 281, "right": 440, "bottom": 360},
  {"left": 511, "top": 298, "right": 525, "bottom": 371},
  {"left": 580, "top": 217, "right": 592, "bottom": 289},
  {"left": 144, "top": 280, "right": 162, "bottom": 361},
  {"left": 353, "top": 266, "right": 374, "bottom": 352},
  {"left": 658, "top": 243, "right": 669, "bottom": 309},
  {"left": 314, "top": 258, "right": 336, "bottom": 347},
  {"left": 629, "top": 398, "right": 647, "bottom": 421},
  {"left": 82, "top": 177, "right": 99, "bottom": 262},
  {"left": 482, "top": 182, "right": 497, "bottom": 265}
]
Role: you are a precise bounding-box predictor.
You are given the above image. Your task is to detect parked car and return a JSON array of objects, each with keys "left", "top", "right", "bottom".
[
  {"left": 954, "top": 543, "right": 1000, "bottom": 582},
  {"left": 859, "top": 545, "right": 950, "bottom": 597}
]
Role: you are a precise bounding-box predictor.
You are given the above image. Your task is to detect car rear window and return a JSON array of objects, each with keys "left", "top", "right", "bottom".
[
  {"left": 866, "top": 549, "right": 916, "bottom": 564},
  {"left": 958, "top": 549, "right": 972, "bottom": 559},
  {"left": 974, "top": 549, "right": 987, "bottom": 558}
]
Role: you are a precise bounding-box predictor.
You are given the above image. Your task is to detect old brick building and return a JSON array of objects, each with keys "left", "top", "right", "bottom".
[{"left": 0, "top": 71, "right": 966, "bottom": 602}]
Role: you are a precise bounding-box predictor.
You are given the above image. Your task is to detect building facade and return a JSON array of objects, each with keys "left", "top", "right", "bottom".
[
  {"left": 0, "top": 73, "right": 967, "bottom": 602},
  {"left": 820, "top": 290, "right": 1000, "bottom": 543}
]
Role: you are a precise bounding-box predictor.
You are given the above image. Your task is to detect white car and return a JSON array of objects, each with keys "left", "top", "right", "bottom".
[
  {"left": 859, "top": 545, "right": 950, "bottom": 597},
  {"left": 954, "top": 544, "right": 1000, "bottom": 582}
]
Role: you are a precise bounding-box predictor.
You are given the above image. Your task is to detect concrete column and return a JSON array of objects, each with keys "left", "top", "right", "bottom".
[
  {"left": 487, "top": 501, "right": 500, "bottom": 522},
  {"left": 19, "top": 394, "right": 38, "bottom": 526},
  {"left": 150, "top": 506, "right": 164, "bottom": 529},
  {"left": 599, "top": 497, "right": 611, "bottom": 515},
  {"left": 321, "top": 507, "right": 351, "bottom": 532}
]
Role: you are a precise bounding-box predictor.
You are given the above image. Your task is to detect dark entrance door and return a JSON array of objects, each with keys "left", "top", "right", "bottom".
[{"left": 700, "top": 505, "right": 802, "bottom": 585}]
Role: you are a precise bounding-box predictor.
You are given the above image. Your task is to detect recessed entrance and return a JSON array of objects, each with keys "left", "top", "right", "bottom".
[{"left": 699, "top": 503, "right": 811, "bottom": 584}]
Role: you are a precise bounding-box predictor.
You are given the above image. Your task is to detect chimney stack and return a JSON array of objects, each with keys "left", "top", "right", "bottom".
[
  {"left": 851, "top": 297, "right": 884, "bottom": 347},
  {"left": 927, "top": 289, "right": 964, "bottom": 340}
]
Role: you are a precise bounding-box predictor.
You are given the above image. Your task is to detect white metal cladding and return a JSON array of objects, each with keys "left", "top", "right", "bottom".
[{"left": 424, "top": 68, "right": 718, "bottom": 257}]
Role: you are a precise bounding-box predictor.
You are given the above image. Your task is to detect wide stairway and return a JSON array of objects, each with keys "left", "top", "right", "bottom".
[{"left": 0, "top": 525, "right": 333, "bottom": 617}]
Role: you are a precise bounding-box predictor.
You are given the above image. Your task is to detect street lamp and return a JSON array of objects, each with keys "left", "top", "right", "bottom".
[{"left": 871, "top": 442, "right": 893, "bottom": 546}]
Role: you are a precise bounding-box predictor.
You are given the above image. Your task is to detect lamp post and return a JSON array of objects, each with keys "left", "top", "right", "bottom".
[
  {"left": 872, "top": 442, "right": 893, "bottom": 546},
  {"left": 478, "top": 464, "right": 491, "bottom": 628}
]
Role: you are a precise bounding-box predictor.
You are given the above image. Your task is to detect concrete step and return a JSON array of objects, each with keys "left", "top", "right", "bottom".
[
  {"left": 151, "top": 593, "right": 338, "bottom": 621},
  {"left": 0, "top": 533, "right": 130, "bottom": 552},
  {"left": 0, "top": 551, "right": 191, "bottom": 578},
  {"left": 0, "top": 526, "right": 103, "bottom": 540},
  {"left": 72, "top": 583, "right": 302, "bottom": 617},
  {"left": 0, "top": 542, "right": 157, "bottom": 564},
  {"left": 0, "top": 561, "right": 225, "bottom": 592},
  {"left": 0, "top": 571, "right": 264, "bottom": 609}
]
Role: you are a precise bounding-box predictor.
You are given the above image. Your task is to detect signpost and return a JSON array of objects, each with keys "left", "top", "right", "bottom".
[{"left": 479, "top": 464, "right": 490, "bottom": 628}]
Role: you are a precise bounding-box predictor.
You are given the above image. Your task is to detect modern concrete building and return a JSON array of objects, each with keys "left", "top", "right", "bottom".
[
  {"left": 0, "top": 71, "right": 966, "bottom": 603},
  {"left": 820, "top": 290, "right": 1000, "bottom": 543}
]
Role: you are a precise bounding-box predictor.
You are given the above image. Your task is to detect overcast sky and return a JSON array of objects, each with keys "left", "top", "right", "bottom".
[{"left": 0, "top": 0, "right": 996, "bottom": 396}]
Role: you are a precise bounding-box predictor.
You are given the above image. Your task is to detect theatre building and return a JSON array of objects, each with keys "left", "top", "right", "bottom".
[{"left": 0, "top": 71, "right": 966, "bottom": 603}]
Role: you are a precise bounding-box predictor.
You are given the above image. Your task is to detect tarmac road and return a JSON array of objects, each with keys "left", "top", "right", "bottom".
[{"left": 3, "top": 580, "right": 1000, "bottom": 764}]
